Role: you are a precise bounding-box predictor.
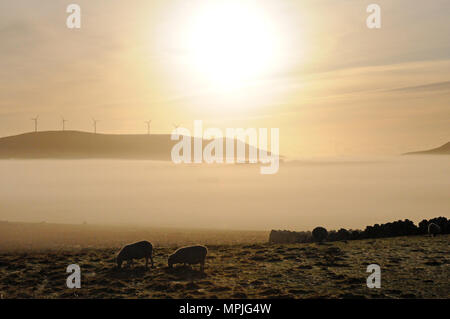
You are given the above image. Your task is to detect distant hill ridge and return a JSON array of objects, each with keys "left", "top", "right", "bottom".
[
  {"left": 404, "top": 141, "right": 450, "bottom": 155},
  {"left": 0, "top": 130, "right": 261, "bottom": 160}
]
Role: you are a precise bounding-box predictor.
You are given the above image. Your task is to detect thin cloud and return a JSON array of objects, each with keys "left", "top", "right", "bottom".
[{"left": 387, "top": 81, "right": 450, "bottom": 93}]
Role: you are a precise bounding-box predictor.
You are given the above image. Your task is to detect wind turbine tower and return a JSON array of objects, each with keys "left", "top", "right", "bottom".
[
  {"left": 145, "top": 120, "right": 152, "bottom": 135},
  {"left": 31, "top": 116, "right": 39, "bottom": 132},
  {"left": 173, "top": 123, "right": 181, "bottom": 134},
  {"left": 62, "top": 117, "right": 68, "bottom": 131},
  {"left": 92, "top": 118, "right": 99, "bottom": 134}
]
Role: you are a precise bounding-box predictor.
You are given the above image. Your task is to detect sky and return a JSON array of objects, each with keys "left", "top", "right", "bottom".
[{"left": 0, "top": 0, "right": 449, "bottom": 157}]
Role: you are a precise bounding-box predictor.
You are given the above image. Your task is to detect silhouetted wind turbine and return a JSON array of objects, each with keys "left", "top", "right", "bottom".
[
  {"left": 31, "top": 116, "right": 39, "bottom": 132},
  {"left": 61, "top": 117, "right": 68, "bottom": 131},
  {"left": 92, "top": 118, "right": 99, "bottom": 134},
  {"left": 145, "top": 120, "right": 152, "bottom": 135}
]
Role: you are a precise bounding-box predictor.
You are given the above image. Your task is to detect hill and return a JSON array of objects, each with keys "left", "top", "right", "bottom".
[
  {"left": 0, "top": 131, "right": 261, "bottom": 160},
  {"left": 404, "top": 141, "right": 450, "bottom": 155}
]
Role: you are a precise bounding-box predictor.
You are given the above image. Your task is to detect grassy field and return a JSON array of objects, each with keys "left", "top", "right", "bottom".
[{"left": 0, "top": 223, "right": 448, "bottom": 299}]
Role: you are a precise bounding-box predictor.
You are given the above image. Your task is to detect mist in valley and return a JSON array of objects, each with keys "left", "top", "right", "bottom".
[{"left": 0, "top": 156, "right": 448, "bottom": 231}]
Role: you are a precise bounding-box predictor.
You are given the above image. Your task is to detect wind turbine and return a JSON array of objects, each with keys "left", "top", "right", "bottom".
[
  {"left": 173, "top": 123, "right": 181, "bottom": 134},
  {"left": 145, "top": 120, "right": 152, "bottom": 135},
  {"left": 92, "top": 118, "right": 99, "bottom": 134},
  {"left": 61, "top": 117, "right": 68, "bottom": 131},
  {"left": 31, "top": 116, "right": 39, "bottom": 132}
]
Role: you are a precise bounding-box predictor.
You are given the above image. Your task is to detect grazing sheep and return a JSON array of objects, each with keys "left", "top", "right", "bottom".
[
  {"left": 117, "top": 241, "right": 154, "bottom": 269},
  {"left": 428, "top": 223, "right": 441, "bottom": 237},
  {"left": 168, "top": 245, "right": 208, "bottom": 272},
  {"left": 312, "top": 227, "right": 328, "bottom": 242}
]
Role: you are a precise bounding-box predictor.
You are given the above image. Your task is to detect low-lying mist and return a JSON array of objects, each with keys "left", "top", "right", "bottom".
[{"left": 0, "top": 156, "right": 448, "bottom": 231}]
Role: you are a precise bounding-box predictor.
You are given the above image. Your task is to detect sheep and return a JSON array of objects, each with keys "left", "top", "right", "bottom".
[
  {"left": 168, "top": 245, "right": 208, "bottom": 272},
  {"left": 312, "top": 227, "right": 328, "bottom": 242},
  {"left": 116, "top": 241, "right": 154, "bottom": 269},
  {"left": 428, "top": 223, "right": 441, "bottom": 237}
]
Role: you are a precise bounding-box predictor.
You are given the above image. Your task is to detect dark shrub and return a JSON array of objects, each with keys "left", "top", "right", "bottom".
[
  {"left": 418, "top": 219, "right": 429, "bottom": 234},
  {"left": 350, "top": 230, "right": 362, "bottom": 240},
  {"left": 312, "top": 227, "right": 328, "bottom": 242},
  {"left": 336, "top": 228, "right": 350, "bottom": 241}
]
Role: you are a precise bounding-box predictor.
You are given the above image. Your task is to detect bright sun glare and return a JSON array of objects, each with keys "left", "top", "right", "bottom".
[{"left": 185, "top": 2, "right": 282, "bottom": 90}]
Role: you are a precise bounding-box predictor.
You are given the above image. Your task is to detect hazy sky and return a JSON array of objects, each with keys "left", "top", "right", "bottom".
[{"left": 0, "top": 0, "right": 449, "bottom": 157}]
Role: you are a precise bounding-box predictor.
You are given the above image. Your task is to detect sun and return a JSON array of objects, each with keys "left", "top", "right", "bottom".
[{"left": 184, "top": 2, "right": 282, "bottom": 90}]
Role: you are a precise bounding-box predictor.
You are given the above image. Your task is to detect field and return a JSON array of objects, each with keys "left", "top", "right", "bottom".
[{"left": 0, "top": 222, "right": 448, "bottom": 299}]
